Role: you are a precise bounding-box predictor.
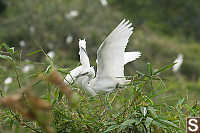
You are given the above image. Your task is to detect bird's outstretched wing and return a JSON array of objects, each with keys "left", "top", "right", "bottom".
[
  {"left": 96, "top": 19, "right": 133, "bottom": 80},
  {"left": 124, "top": 52, "right": 141, "bottom": 65},
  {"left": 79, "top": 39, "right": 90, "bottom": 68}
]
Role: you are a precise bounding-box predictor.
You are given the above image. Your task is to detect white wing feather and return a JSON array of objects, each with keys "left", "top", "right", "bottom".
[
  {"left": 96, "top": 19, "right": 133, "bottom": 80},
  {"left": 124, "top": 52, "right": 141, "bottom": 65}
]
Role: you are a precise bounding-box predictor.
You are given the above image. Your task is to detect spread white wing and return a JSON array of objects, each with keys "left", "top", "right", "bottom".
[
  {"left": 124, "top": 52, "right": 141, "bottom": 65},
  {"left": 96, "top": 19, "right": 133, "bottom": 80}
]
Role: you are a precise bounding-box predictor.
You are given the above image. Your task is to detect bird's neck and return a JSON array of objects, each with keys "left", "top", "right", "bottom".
[
  {"left": 81, "top": 76, "right": 90, "bottom": 88},
  {"left": 80, "top": 76, "right": 96, "bottom": 96}
]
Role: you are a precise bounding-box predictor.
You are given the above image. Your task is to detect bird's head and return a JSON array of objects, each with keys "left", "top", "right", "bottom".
[
  {"left": 79, "top": 39, "right": 86, "bottom": 49},
  {"left": 78, "top": 66, "right": 95, "bottom": 79}
]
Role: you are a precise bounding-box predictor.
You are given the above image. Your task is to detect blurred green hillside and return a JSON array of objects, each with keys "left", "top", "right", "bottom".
[
  {"left": 0, "top": 0, "right": 200, "bottom": 132},
  {"left": 1, "top": 0, "right": 200, "bottom": 77},
  {"left": 1, "top": 0, "right": 200, "bottom": 81}
]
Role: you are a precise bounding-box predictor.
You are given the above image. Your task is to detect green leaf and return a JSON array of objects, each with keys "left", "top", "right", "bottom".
[
  {"left": 0, "top": 55, "right": 13, "bottom": 61},
  {"left": 152, "top": 120, "right": 167, "bottom": 129},
  {"left": 104, "top": 122, "right": 117, "bottom": 126},
  {"left": 176, "top": 98, "right": 185, "bottom": 109},
  {"left": 8, "top": 47, "right": 15, "bottom": 54},
  {"left": 145, "top": 97, "right": 153, "bottom": 105},
  {"left": 147, "top": 62, "right": 153, "bottom": 75},
  {"left": 45, "top": 65, "right": 52, "bottom": 73},
  {"left": 158, "top": 119, "right": 179, "bottom": 129},
  {"left": 1, "top": 43, "right": 15, "bottom": 54},
  {"left": 153, "top": 63, "right": 175, "bottom": 75},
  {"left": 136, "top": 71, "right": 145, "bottom": 76},
  {"left": 120, "top": 119, "right": 137, "bottom": 127},
  {"left": 145, "top": 117, "right": 153, "bottom": 128},
  {"left": 26, "top": 50, "right": 42, "bottom": 56},
  {"left": 57, "top": 68, "right": 69, "bottom": 74},
  {"left": 148, "top": 106, "right": 158, "bottom": 118},
  {"left": 103, "top": 125, "right": 119, "bottom": 133}
]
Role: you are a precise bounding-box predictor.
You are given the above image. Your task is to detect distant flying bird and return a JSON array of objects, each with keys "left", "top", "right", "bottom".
[
  {"left": 64, "top": 19, "right": 141, "bottom": 96},
  {"left": 173, "top": 54, "right": 183, "bottom": 72}
]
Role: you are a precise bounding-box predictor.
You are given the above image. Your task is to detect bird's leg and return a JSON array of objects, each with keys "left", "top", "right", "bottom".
[
  {"left": 85, "top": 87, "right": 97, "bottom": 96},
  {"left": 100, "top": 92, "right": 111, "bottom": 116},
  {"left": 106, "top": 92, "right": 112, "bottom": 109}
]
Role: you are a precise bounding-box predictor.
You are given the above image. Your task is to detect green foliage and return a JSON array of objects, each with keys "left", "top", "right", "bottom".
[{"left": 0, "top": 45, "right": 199, "bottom": 133}]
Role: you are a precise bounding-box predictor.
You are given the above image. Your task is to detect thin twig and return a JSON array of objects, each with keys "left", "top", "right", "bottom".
[
  {"left": 14, "top": 68, "right": 22, "bottom": 88},
  {"left": 23, "top": 123, "right": 42, "bottom": 133},
  {"left": 9, "top": 110, "right": 42, "bottom": 133}
]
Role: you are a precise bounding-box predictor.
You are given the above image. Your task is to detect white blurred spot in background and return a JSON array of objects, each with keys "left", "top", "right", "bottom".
[
  {"left": 4, "top": 77, "right": 13, "bottom": 85},
  {"left": 173, "top": 54, "right": 183, "bottom": 73},
  {"left": 23, "top": 64, "right": 34, "bottom": 73},
  {"left": 19, "top": 40, "right": 26, "bottom": 47},
  {"left": 66, "top": 35, "right": 73, "bottom": 44},
  {"left": 65, "top": 10, "right": 79, "bottom": 19},
  {"left": 47, "top": 51, "right": 55, "bottom": 59},
  {"left": 100, "top": 0, "right": 108, "bottom": 7},
  {"left": 29, "top": 26, "right": 35, "bottom": 34}
]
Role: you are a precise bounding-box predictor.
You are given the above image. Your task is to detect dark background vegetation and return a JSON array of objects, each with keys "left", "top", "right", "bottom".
[{"left": 112, "top": 0, "right": 200, "bottom": 40}]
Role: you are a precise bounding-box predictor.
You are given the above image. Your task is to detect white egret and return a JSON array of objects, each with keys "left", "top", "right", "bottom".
[
  {"left": 65, "top": 19, "right": 141, "bottom": 96},
  {"left": 173, "top": 54, "right": 183, "bottom": 72}
]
